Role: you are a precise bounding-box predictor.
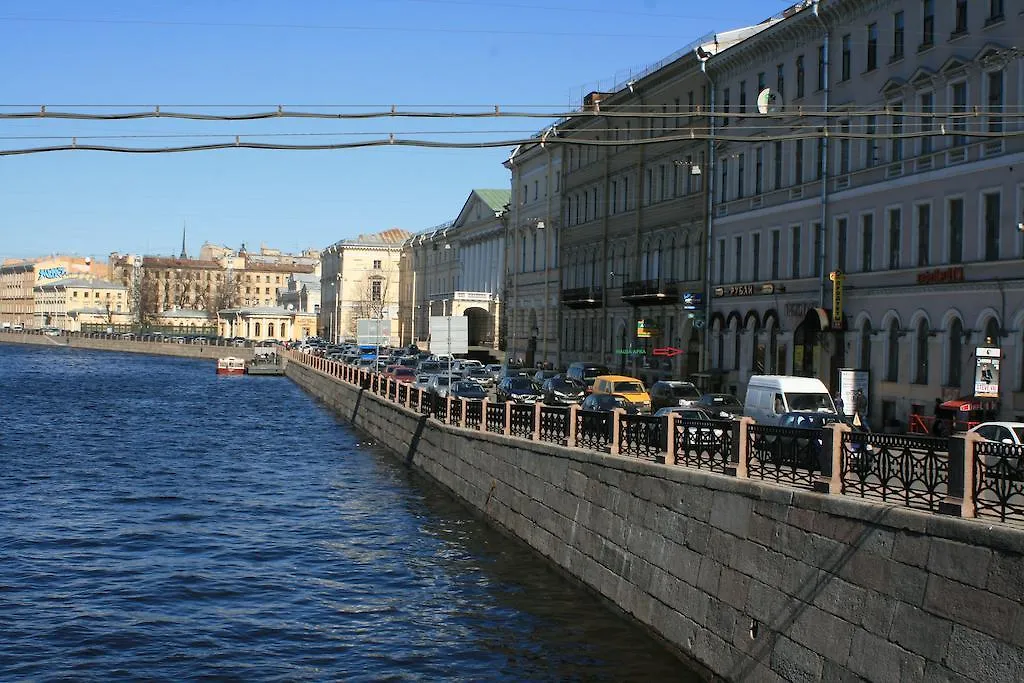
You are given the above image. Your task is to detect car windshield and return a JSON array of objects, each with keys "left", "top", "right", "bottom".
[
  {"left": 468, "top": 368, "right": 488, "bottom": 377},
  {"left": 508, "top": 378, "right": 535, "bottom": 391},
  {"left": 707, "top": 395, "right": 742, "bottom": 407},
  {"left": 584, "top": 366, "right": 610, "bottom": 379},
  {"left": 613, "top": 381, "right": 645, "bottom": 393},
  {"left": 671, "top": 384, "right": 701, "bottom": 399},
  {"left": 453, "top": 382, "right": 481, "bottom": 393},
  {"left": 786, "top": 392, "right": 833, "bottom": 412},
  {"left": 434, "top": 376, "right": 451, "bottom": 386},
  {"left": 552, "top": 378, "right": 583, "bottom": 391},
  {"left": 393, "top": 368, "right": 414, "bottom": 377}
]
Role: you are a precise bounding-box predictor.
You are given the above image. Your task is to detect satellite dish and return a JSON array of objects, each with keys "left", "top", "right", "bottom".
[{"left": 756, "top": 88, "right": 781, "bottom": 115}]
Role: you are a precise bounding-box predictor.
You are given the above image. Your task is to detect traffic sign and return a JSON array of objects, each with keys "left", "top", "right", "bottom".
[{"left": 652, "top": 347, "right": 684, "bottom": 357}]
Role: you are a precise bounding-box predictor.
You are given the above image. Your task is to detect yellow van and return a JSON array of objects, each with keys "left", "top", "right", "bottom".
[{"left": 591, "top": 375, "right": 652, "bottom": 413}]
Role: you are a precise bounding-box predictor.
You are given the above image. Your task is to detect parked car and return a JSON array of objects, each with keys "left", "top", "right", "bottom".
[
  {"left": 389, "top": 367, "right": 417, "bottom": 384},
  {"left": 485, "top": 363, "right": 504, "bottom": 380},
  {"left": 769, "top": 411, "right": 872, "bottom": 469},
  {"left": 413, "top": 374, "right": 435, "bottom": 392},
  {"left": 427, "top": 374, "right": 459, "bottom": 398},
  {"left": 968, "top": 422, "right": 1024, "bottom": 475},
  {"left": 464, "top": 366, "right": 494, "bottom": 387},
  {"left": 532, "top": 369, "right": 560, "bottom": 384},
  {"left": 696, "top": 393, "right": 745, "bottom": 419},
  {"left": 649, "top": 380, "right": 702, "bottom": 412},
  {"left": 591, "top": 375, "right": 652, "bottom": 413},
  {"left": 450, "top": 380, "right": 488, "bottom": 400},
  {"left": 654, "top": 406, "right": 716, "bottom": 419},
  {"left": 744, "top": 375, "right": 836, "bottom": 426},
  {"left": 41, "top": 326, "right": 61, "bottom": 336},
  {"left": 565, "top": 362, "right": 611, "bottom": 392},
  {"left": 579, "top": 394, "right": 639, "bottom": 414},
  {"left": 495, "top": 376, "right": 542, "bottom": 404},
  {"left": 540, "top": 375, "right": 586, "bottom": 406}
]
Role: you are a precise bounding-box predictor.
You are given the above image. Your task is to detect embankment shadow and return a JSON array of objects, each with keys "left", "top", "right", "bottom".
[{"left": 405, "top": 414, "right": 428, "bottom": 467}]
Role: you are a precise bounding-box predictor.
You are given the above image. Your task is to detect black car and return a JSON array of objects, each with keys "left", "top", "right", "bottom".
[
  {"left": 579, "top": 394, "right": 639, "bottom": 414},
  {"left": 540, "top": 375, "right": 586, "bottom": 406},
  {"left": 649, "top": 380, "right": 702, "bottom": 412},
  {"left": 450, "top": 380, "right": 488, "bottom": 400},
  {"left": 769, "top": 411, "right": 871, "bottom": 469},
  {"left": 696, "top": 393, "right": 744, "bottom": 419},
  {"left": 533, "top": 369, "right": 561, "bottom": 384},
  {"left": 566, "top": 362, "right": 611, "bottom": 392},
  {"left": 495, "top": 377, "right": 542, "bottom": 404}
]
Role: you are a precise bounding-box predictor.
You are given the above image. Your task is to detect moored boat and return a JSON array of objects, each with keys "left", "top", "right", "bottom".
[{"left": 217, "top": 356, "right": 246, "bottom": 375}]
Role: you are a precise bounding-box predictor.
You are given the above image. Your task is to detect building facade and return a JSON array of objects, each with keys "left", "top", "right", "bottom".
[
  {"left": 1, "top": 256, "right": 108, "bottom": 329},
  {"left": 702, "top": 0, "right": 1024, "bottom": 424},
  {"left": 33, "top": 277, "right": 133, "bottom": 331},
  {"left": 218, "top": 307, "right": 317, "bottom": 342},
  {"left": 320, "top": 229, "right": 409, "bottom": 345}
]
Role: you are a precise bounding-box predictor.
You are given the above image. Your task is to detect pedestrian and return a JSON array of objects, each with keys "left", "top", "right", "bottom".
[{"left": 834, "top": 391, "right": 845, "bottom": 416}]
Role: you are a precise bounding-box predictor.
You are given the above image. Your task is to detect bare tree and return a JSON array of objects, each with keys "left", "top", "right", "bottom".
[
  {"left": 137, "top": 276, "right": 160, "bottom": 325},
  {"left": 348, "top": 273, "right": 392, "bottom": 336},
  {"left": 207, "top": 270, "right": 241, "bottom": 316}
]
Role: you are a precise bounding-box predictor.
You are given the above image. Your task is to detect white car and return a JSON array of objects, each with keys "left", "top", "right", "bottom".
[
  {"left": 969, "top": 422, "right": 1024, "bottom": 446},
  {"left": 968, "top": 422, "right": 1024, "bottom": 473}
]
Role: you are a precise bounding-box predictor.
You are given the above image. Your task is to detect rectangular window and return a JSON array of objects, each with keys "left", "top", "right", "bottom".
[
  {"left": 841, "top": 34, "right": 851, "bottom": 80},
  {"left": 816, "top": 137, "right": 824, "bottom": 180},
  {"left": 752, "top": 234, "right": 761, "bottom": 281},
  {"left": 948, "top": 197, "right": 964, "bottom": 264},
  {"left": 889, "top": 208, "right": 902, "bottom": 269},
  {"left": 987, "top": 70, "right": 1004, "bottom": 133},
  {"left": 839, "top": 119, "right": 851, "bottom": 173},
  {"left": 757, "top": 72, "right": 766, "bottom": 96},
  {"left": 646, "top": 168, "right": 653, "bottom": 206},
  {"left": 794, "top": 139, "right": 804, "bottom": 185},
  {"left": 772, "top": 230, "right": 781, "bottom": 279},
  {"left": 891, "top": 102, "right": 904, "bottom": 161},
  {"left": 739, "top": 81, "right": 746, "bottom": 114},
  {"left": 917, "top": 204, "right": 931, "bottom": 267},
  {"left": 734, "top": 236, "right": 743, "bottom": 282},
  {"left": 717, "top": 239, "right": 726, "bottom": 284},
  {"left": 659, "top": 164, "right": 667, "bottom": 201},
  {"left": 921, "top": 0, "right": 934, "bottom": 49},
  {"left": 623, "top": 176, "right": 630, "bottom": 211},
  {"left": 720, "top": 158, "right": 728, "bottom": 204},
  {"left": 373, "top": 259, "right": 382, "bottom": 269},
  {"left": 722, "top": 87, "right": 730, "bottom": 127},
  {"left": 737, "top": 153, "right": 745, "bottom": 199},
  {"left": 371, "top": 281, "right": 382, "bottom": 302},
  {"left": 755, "top": 147, "right": 763, "bottom": 195},
  {"left": 951, "top": 81, "right": 968, "bottom": 146},
  {"left": 611, "top": 180, "right": 618, "bottom": 213},
  {"left": 796, "top": 55, "right": 805, "bottom": 98},
  {"left": 988, "top": 0, "right": 1004, "bottom": 23},
  {"left": 776, "top": 64, "right": 785, "bottom": 100},
  {"left": 684, "top": 156, "right": 693, "bottom": 194},
  {"left": 774, "top": 141, "right": 784, "bottom": 189},
  {"left": 919, "top": 92, "right": 933, "bottom": 154},
  {"left": 893, "top": 11, "right": 905, "bottom": 60},
  {"left": 687, "top": 90, "right": 694, "bottom": 115},
  {"left": 866, "top": 115, "right": 877, "bottom": 167},
  {"left": 866, "top": 23, "right": 878, "bottom": 71},
  {"left": 813, "top": 223, "right": 823, "bottom": 277},
  {"left": 674, "top": 96, "right": 681, "bottom": 128},
  {"left": 817, "top": 44, "right": 826, "bottom": 91},
  {"left": 836, "top": 218, "right": 848, "bottom": 272},
  {"left": 954, "top": 0, "right": 968, "bottom": 34},
  {"left": 861, "top": 214, "right": 874, "bottom": 272},
  {"left": 984, "top": 192, "right": 1001, "bottom": 261}
]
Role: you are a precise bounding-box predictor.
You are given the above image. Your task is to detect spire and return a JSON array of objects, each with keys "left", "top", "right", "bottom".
[{"left": 179, "top": 221, "right": 188, "bottom": 260}]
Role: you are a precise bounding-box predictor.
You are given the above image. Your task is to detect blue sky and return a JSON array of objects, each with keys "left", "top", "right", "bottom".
[{"left": 1, "top": 0, "right": 780, "bottom": 260}]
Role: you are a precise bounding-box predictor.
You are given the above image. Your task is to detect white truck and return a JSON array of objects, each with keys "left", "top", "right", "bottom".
[{"left": 744, "top": 375, "right": 837, "bottom": 426}]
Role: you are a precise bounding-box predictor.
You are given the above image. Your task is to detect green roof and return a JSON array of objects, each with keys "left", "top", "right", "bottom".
[{"left": 474, "top": 189, "right": 511, "bottom": 212}]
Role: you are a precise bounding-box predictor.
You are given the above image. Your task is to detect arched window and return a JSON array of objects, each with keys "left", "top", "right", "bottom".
[
  {"left": 886, "top": 320, "right": 899, "bottom": 382},
  {"left": 915, "top": 319, "right": 929, "bottom": 384},
  {"left": 268, "top": 322, "right": 275, "bottom": 338},
  {"left": 948, "top": 318, "right": 963, "bottom": 387},
  {"left": 733, "top": 322, "right": 742, "bottom": 371},
  {"left": 281, "top": 322, "right": 288, "bottom": 339},
  {"left": 750, "top": 321, "right": 764, "bottom": 375},
  {"left": 666, "top": 237, "right": 675, "bottom": 281},
  {"left": 983, "top": 317, "right": 1000, "bottom": 347},
  {"left": 254, "top": 321, "right": 262, "bottom": 337},
  {"left": 860, "top": 322, "right": 872, "bottom": 370},
  {"left": 652, "top": 240, "right": 662, "bottom": 281},
  {"left": 641, "top": 243, "right": 650, "bottom": 280},
  {"left": 681, "top": 235, "right": 690, "bottom": 281}
]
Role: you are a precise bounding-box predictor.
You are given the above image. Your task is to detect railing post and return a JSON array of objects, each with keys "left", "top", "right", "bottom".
[
  {"left": 417, "top": 388, "right": 423, "bottom": 413},
  {"left": 480, "top": 398, "right": 488, "bottom": 432},
  {"left": 504, "top": 401, "right": 513, "bottom": 436},
  {"left": 461, "top": 397, "right": 468, "bottom": 428},
  {"left": 533, "top": 403, "right": 542, "bottom": 441},
  {"left": 962, "top": 432, "right": 979, "bottom": 518},
  {"left": 736, "top": 416, "right": 754, "bottom": 479},
  {"left": 610, "top": 408, "right": 623, "bottom": 455},
  {"left": 818, "top": 422, "right": 850, "bottom": 494},
  {"left": 665, "top": 411, "right": 677, "bottom": 466},
  {"left": 567, "top": 404, "right": 578, "bottom": 447},
  {"left": 446, "top": 395, "right": 452, "bottom": 424},
  {"left": 406, "top": 383, "right": 413, "bottom": 409}
]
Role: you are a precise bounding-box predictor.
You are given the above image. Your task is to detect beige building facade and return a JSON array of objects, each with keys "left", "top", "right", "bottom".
[
  {"left": 701, "top": 0, "right": 1024, "bottom": 424},
  {"left": 1, "top": 256, "right": 108, "bottom": 329},
  {"left": 218, "top": 306, "right": 317, "bottom": 342},
  {"left": 320, "top": 229, "right": 409, "bottom": 345},
  {"left": 33, "top": 277, "right": 132, "bottom": 331}
]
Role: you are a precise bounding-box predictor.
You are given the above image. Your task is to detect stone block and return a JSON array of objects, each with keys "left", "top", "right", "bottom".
[
  {"left": 944, "top": 623, "right": 1024, "bottom": 682},
  {"left": 858, "top": 589, "right": 897, "bottom": 637},
  {"left": 985, "top": 551, "right": 1024, "bottom": 603},
  {"left": 922, "top": 661, "right": 973, "bottom": 683},
  {"left": 890, "top": 603, "right": 953, "bottom": 663},
  {"left": 753, "top": 497, "right": 792, "bottom": 523},
  {"left": 770, "top": 636, "right": 824, "bottom": 683},
  {"left": 789, "top": 603, "right": 855, "bottom": 665},
  {"left": 838, "top": 553, "right": 928, "bottom": 606},
  {"left": 927, "top": 538, "right": 993, "bottom": 588},
  {"left": 697, "top": 556, "right": 722, "bottom": 594},
  {"left": 745, "top": 579, "right": 792, "bottom": 628},
  {"left": 923, "top": 575, "right": 1018, "bottom": 641},
  {"left": 709, "top": 490, "right": 754, "bottom": 537},
  {"left": 719, "top": 567, "right": 752, "bottom": 610},
  {"left": 847, "top": 628, "right": 926, "bottom": 683},
  {"left": 662, "top": 538, "right": 703, "bottom": 586},
  {"left": 811, "top": 577, "right": 865, "bottom": 620},
  {"left": 892, "top": 531, "right": 931, "bottom": 568}
]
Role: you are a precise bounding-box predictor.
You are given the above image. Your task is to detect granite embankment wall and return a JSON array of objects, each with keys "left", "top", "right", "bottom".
[{"left": 0, "top": 332, "right": 253, "bottom": 361}]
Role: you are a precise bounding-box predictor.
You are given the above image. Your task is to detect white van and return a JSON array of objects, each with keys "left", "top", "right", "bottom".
[{"left": 744, "top": 375, "right": 837, "bottom": 426}]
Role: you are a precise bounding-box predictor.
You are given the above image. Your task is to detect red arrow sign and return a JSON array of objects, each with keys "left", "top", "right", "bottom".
[{"left": 652, "top": 347, "right": 684, "bottom": 357}]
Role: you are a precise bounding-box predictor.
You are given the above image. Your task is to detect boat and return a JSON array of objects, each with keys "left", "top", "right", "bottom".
[
  {"left": 246, "top": 349, "right": 285, "bottom": 376},
  {"left": 216, "top": 356, "right": 246, "bottom": 375}
]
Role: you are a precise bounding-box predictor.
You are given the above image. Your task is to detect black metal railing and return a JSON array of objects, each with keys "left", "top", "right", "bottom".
[
  {"left": 621, "top": 278, "right": 680, "bottom": 301},
  {"left": 509, "top": 404, "right": 535, "bottom": 439},
  {"left": 464, "top": 400, "right": 484, "bottom": 430},
  {"left": 538, "top": 406, "right": 570, "bottom": 445},
  {"left": 840, "top": 431, "right": 949, "bottom": 512},
  {"left": 485, "top": 402, "right": 506, "bottom": 434},
  {"left": 448, "top": 398, "right": 463, "bottom": 426},
  {"left": 674, "top": 419, "right": 735, "bottom": 473},
  {"left": 747, "top": 424, "right": 821, "bottom": 489},
  {"left": 576, "top": 410, "right": 613, "bottom": 452},
  {"left": 618, "top": 414, "right": 663, "bottom": 461},
  {"left": 973, "top": 440, "right": 1024, "bottom": 522},
  {"left": 561, "top": 286, "right": 604, "bottom": 308}
]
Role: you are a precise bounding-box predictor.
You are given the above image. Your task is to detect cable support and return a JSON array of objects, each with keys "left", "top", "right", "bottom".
[{"left": 2, "top": 129, "right": 1022, "bottom": 156}]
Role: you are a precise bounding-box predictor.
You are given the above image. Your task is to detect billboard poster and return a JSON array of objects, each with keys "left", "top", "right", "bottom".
[
  {"left": 838, "top": 368, "right": 869, "bottom": 419},
  {"left": 974, "top": 347, "right": 1001, "bottom": 398}
]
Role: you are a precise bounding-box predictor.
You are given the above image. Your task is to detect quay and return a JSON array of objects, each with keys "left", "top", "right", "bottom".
[
  {"left": 285, "top": 350, "right": 1024, "bottom": 682},
  {"left": 0, "top": 329, "right": 254, "bottom": 362}
]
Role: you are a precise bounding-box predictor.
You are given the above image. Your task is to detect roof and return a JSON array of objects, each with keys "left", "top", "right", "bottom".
[
  {"left": 219, "top": 306, "right": 316, "bottom": 316},
  {"left": 473, "top": 189, "right": 511, "bottom": 212},
  {"left": 245, "top": 260, "right": 315, "bottom": 274},
  {"left": 143, "top": 257, "right": 222, "bottom": 270}
]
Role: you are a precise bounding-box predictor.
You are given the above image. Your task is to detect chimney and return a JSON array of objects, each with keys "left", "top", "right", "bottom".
[{"left": 583, "top": 91, "right": 613, "bottom": 112}]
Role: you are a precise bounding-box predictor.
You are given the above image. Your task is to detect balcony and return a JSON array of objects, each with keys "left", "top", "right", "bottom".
[
  {"left": 561, "top": 286, "right": 603, "bottom": 309},
  {"left": 621, "top": 279, "right": 680, "bottom": 306}
]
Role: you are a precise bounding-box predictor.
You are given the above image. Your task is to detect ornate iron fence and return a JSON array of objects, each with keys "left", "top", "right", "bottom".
[
  {"left": 674, "top": 419, "right": 735, "bottom": 473},
  {"left": 576, "top": 410, "right": 612, "bottom": 452},
  {"left": 418, "top": 390, "right": 434, "bottom": 416},
  {"left": 973, "top": 440, "right": 1024, "bottom": 522},
  {"left": 464, "top": 400, "right": 484, "bottom": 430},
  {"left": 618, "top": 415, "right": 663, "bottom": 461},
  {"left": 509, "top": 404, "right": 535, "bottom": 439},
  {"left": 448, "top": 398, "right": 463, "bottom": 426},
  {"left": 840, "top": 431, "right": 949, "bottom": 512},
  {"left": 538, "top": 406, "right": 570, "bottom": 445},
  {"left": 747, "top": 424, "right": 821, "bottom": 488},
  {"left": 485, "top": 402, "right": 506, "bottom": 434}
]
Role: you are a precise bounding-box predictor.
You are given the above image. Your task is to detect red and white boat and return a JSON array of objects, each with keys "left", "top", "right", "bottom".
[{"left": 216, "top": 356, "right": 246, "bottom": 375}]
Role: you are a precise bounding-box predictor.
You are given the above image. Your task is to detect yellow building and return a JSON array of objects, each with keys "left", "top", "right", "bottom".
[
  {"left": 218, "top": 306, "right": 317, "bottom": 342},
  {"left": 2, "top": 257, "right": 108, "bottom": 329},
  {"left": 33, "top": 277, "right": 132, "bottom": 331}
]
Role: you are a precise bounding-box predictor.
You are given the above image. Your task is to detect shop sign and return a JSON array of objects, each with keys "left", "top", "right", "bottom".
[
  {"left": 682, "top": 292, "right": 703, "bottom": 309},
  {"left": 974, "top": 346, "right": 1001, "bottom": 398},
  {"left": 713, "top": 283, "right": 776, "bottom": 297},
  {"left": 830, "top": 270, "right": 845, "bottom": 330},
  {"left": 636, "top": 319, "right": 659, "bottom": 338},
  {"left": 917, "top": 266, "right": 964, "bottom": 285}
]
